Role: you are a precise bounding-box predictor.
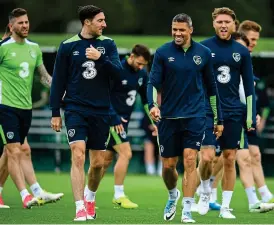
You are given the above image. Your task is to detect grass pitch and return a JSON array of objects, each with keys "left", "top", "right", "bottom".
[{"left": 0, "top": 173, "right": 274, "bottom": 224}]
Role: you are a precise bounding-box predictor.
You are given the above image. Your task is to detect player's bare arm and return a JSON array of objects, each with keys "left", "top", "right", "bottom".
[{"left": 37, "top": 64, "right": 52, "bottom": 88}]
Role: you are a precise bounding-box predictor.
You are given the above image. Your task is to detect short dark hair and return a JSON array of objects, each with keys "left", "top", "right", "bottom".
[
  {"left": 131, "top": 44, "right": 151, "bottom": 62},
  {"left": 232, "top": 32, "right": 250, "bottom": 47},
  {"left": 78, "top": 5, "right": 103, "bottom": 25},
  {"left": 172, "top": 13, "right": 193, "bottom": 27},
  {"left": 8, "top": 8, "right": 27, "bottom": 22}
]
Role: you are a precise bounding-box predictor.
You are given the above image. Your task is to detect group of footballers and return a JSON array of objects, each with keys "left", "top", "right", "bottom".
[{"left": 0, "top": 4, "right": 273, "bottom": 224}]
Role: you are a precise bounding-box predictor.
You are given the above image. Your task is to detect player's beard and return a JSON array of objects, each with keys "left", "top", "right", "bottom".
[
  {"left": 15, "top": 29, "right": 28, "bottom": 38},
  {"left": 217, "top": 29, "right": 231, "bottom": 40}
]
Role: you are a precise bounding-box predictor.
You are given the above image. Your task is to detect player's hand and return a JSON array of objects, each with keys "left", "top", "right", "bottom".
[
  {"left": 51, "top": 117, "right": 62, "bottom": 132},
  {"left": 214, "top": 124, "right": 224, "bottom": 139},
  {"left": 85, "top": 45, "right": 101, "bottom": 60},
  {"left": 150, "top": 107, "right": 161, "bottom": 122},
  {"left": 256, "top": 114, "right": 261, "bottom": 126},
  {"left": 257, "top": 116, "right": 266, "bottom": 134},
  {"left": 151, "top": 124, "right": 158, "bottom": 136},
  {"left": 121, "top": 117, "right": 128, "bottom": 123},
  {"left": 246, "top": 119, "right": 255, "bottom": 132},
  {"left": 115, "top": 123, "right": 124, "bottom": 134}
]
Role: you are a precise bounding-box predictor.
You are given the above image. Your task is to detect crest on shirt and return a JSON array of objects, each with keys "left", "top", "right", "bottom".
[
  {"left": 122, "top": 80, "right": 128, "bottom": 85},
  {"left": 29, "top": 50, "right": 37, "bottom": 58},
  {"left": 138, "top": 77, "right": 143, "bottom": 86},
  {"left": 97, "top": 47, "right": 105, "bottom": 55},
  {"left": 7, "top": 132, "right": 14, "bottom": 139},
  {"left": 68, "top": 129, "right": 75, "bottom": 138},
  {"left": 232, "top": 53, "right": 241, "bottom": 62},
  {"left": 193, "top": 55, "right": 202, "bottom": 65}
]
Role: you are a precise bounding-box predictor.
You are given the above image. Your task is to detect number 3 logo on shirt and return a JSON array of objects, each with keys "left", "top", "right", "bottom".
[
  {"left": 126, "top": 90, "right": 137, "bottom": 106},
  {"left": 82, "top": 61, "right": 97, "bottom": 79},
  {"left": 217, "top": 66, "right": 231, "bottom": 84},
  {"left": 19, "top": 62, "right": 30, "bottom": 78}
]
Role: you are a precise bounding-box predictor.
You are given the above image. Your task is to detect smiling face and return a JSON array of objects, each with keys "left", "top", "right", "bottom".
[
  {"left": 10, "top": 14, "right": 29, "bottom": 38},
  {"left": 172, "top": 22, "right": 193, "bottom": 47},
  {"left": 245, "top": 30, "right": 260, "bottom": 52},
  {"left": 213, "top": 14, "right": 234, "bottom": 40},
  {"left": 85, "top": 12, "right": 107, "bottom": 37}
]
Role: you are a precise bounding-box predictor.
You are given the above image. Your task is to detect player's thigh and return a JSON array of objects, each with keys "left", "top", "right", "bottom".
[
  {"left": 184, "top": 117, "right": 206, "bottom": 151},
  {"left": 219, "top": 118, "right": 242, "bottom": 150},
  {"left": 107, "top": 121, "right": 129, "bottom": 152},
  {"left": 19, "top": 109, "right": 32, "bottom": 145},
  {"left": 113, "top": 142, "right": 132, "bottom": 159},
  {"left": 0, "top": 105, "right": 21, "bottom": 144},
  {"left": 64, "top": 110, "right": 89, "bottom": 145},
  {"left": 158, "top": 119, "right": 182, "bottom": 158},
  {"left": 87, "top": 115, "right": 111, "bottom": 150}
]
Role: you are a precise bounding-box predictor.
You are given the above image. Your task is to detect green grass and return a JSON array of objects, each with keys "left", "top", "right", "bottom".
[
  {"left": 16, "top": 33, "right": 274, "bottom": 52},
  {"left": 0, "top": 173, "right": 274, "bottom": 223}
]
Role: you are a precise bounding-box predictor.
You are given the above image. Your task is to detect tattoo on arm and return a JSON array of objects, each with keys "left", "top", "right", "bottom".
[{"left": 37, "top": 64, "right": 52, "bottom": 88}]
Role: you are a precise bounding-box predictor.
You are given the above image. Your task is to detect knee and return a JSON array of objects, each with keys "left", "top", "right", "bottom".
[
  {"left": 104, "top": 156, "right": 113, "bottom": 169},
  {"left": 90, "top": 160, "right": 104, "bottom": 170},
  {"left": 71, "top": 146, "right": 85, "bottom": 168},
  {"left": 184, "top": 153, "right": 197, "bottom": 172},
  {"left": 6, "top": 144, "right": 21, "bottom": 159},
  {"left": 238, "top": 153, "right": 251, "bottom": 168},
  {"left": 201, "top": 151, "right": 214, "bottom": 164},
  {"left": 251, "top": 151, "right": 261, "bottom": 164},
  {"left": 223, "top": 151, "right": 236, "bottom": 167},
  {"left": 163, "top": 159, "right": 177, "bottom": 171},
  {"left": 119, "top": 149, "right": 132, "bottom": 161},
  {"left": 21, "top": 143, "right": 31, "bottom": 156}
]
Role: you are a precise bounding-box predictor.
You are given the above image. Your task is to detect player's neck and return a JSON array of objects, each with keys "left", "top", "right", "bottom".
[
  {"left": 182, "top": 41, "right": 191, "bottom": 49},
  {"left": 11, "top": 33, "right": 25, "bottom": 43},
  {"left": 80, "top": 27, "right": 97, "bottom": 39}
]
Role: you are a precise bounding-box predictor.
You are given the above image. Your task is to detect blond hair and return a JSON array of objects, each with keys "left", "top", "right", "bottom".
[
  {"left": 212, "top": 7, "right": 236, "bottom": 21},
  {"left": 238, "top": 20, "right": 262, "bottom": 33}
]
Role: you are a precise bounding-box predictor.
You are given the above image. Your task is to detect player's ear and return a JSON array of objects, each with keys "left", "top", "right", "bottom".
[
  {"left": 84, "top": 19, "right": 91, "bottom": 26},
  {"left": 189, "top": 26, "right": 193, "bottom": 34},
  {"left": 129, "top": 53, "right": 135, "bottom": 60},
  {"left": 8, "top": 23, "right": 13, "bottom": 32}
]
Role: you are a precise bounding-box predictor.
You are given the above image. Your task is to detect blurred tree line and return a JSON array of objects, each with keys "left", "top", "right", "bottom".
[{"left": 0, "top": 0, "right": 273, "bottom": 36}]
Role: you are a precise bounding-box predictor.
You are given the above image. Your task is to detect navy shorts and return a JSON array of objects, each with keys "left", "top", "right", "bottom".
[
  {"left": 158, "top": 117, "right": 206, "bottom": 158},
  {"left": 239, "top": 128, "right": 248, "bottom": 149},
  {"left": 218, "top": 115, "right": 242, "bottom": 150},
  {"left": 202, "top": 116, "right": 221, "bottom": 156},
  {"left": 239, "top": 128, "right": 259, "bottom": 150},
  {"left": 247, "top": 129, "right": 259, "bottom": 146},
  {"left": 0, "top": 104, "right": 32, "bottom": 145},
  {"left": 107, "top": 121, "right": 129, "bottom": 151},
  {"left": 64, "top": 110, "right": 111, "bottom": 150}
]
